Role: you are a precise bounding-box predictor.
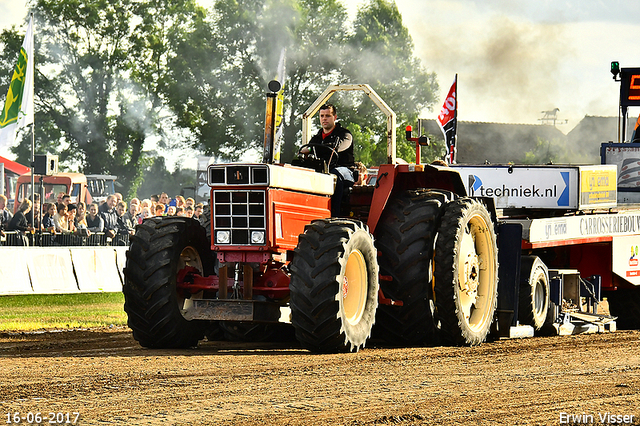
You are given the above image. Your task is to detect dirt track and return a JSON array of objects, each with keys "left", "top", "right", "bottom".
[{"left": 0, "top": 327, "right": 639, "bottom": 426}]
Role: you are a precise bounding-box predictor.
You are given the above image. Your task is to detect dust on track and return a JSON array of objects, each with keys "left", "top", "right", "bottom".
[{"left": 0, "top": 327, "right": 639, "bottom": 425}]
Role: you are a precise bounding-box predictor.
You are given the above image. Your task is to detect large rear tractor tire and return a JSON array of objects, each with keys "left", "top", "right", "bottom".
[
  {"left": 375, "top": 190, "right": 449, "bottom": 345},
  {"left": 518, "top": 256, "right": 550, "bottom": 330},
  {"left": 434, "top": 199, "right": 499, "bottom": 346},
  {"left": 123, "top": 217, "right": 215, "bottom": 348},
  {"left": 289, "top": 219, "right": 379, "bottom": 353}
]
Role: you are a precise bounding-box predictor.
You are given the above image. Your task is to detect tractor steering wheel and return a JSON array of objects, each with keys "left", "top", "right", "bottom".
[
  {"left": 297, "top": 143, "right": 339, "bottom": 165},
  {"left": 293, "top": 143, "right": 339, "bottom": 174}
]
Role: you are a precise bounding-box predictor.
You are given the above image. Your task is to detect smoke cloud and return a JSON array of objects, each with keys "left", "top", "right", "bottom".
[
  {"left": 393, "top": 0, "right": 639, "bottom": 131},
  {"left": 408, "top": 11, "right": 570, "bottom": 125}
]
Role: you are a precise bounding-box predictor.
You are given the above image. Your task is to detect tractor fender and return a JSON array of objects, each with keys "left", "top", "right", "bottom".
[{"left": 367, "top": 163, "right": 469, "bottom": 233}]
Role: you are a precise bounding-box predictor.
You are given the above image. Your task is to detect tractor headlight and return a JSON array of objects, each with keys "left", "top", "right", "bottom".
[
  {"left": 216, "top": 230, "right": 230, "bottom": 244},
  {"left": 251, "top": 230, "right": 265, "bottom": 244}
]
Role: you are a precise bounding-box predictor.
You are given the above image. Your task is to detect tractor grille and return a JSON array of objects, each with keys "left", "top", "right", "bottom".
[
  {"left": 213, "top": 190, "right": 266, "bottom": 245},
  {"left": 208, "top": 164, "right": 269, "bottom": 186}
]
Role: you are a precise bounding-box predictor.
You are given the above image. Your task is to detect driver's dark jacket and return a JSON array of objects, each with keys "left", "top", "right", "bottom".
[{"left": 309, "top": 123, "right": 354, "bottom": 169}]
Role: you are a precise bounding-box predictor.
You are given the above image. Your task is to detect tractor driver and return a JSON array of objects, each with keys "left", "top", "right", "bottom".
[{"left": 300, "top": 103, "right": 355, "bottom": 217}]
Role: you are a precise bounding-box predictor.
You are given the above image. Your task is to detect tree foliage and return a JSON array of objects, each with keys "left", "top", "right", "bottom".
[
  {"left": 2, "top": 0, "right": 440, "bottom": 198},
  {"left": 0, "top": 27, "right": 25, "bottom": 109},
  {"left": 4, "top": 0, "right": 204, "bottom": 198},
  {"left": 160, "top": 0, "right": 439, "bottom": 166},
  {"left": 6, "top": 0, "right": 144, "bottom": 197},
  {"left": 344, "top": 0, "right": 440, "bottom": 165},
  {"left": 135, "top": 155, "right": 197, "bottom": 200}
]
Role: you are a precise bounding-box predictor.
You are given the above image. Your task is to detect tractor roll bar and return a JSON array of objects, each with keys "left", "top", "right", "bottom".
[{"left": 302, "top": 84, "right": 397, "bottom": 165}]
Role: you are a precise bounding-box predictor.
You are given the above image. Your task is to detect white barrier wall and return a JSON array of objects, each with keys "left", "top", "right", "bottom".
[
  {"left": 0, "top": 249, "right": 33, "bottom": 294},
  {"left": 115, "top": 247, "right": 128, "bottom": 283},
  {"left": 28, "top": 248, "right": 79, "bottom": 293},
  {"left": 0, "top": 247, "right": 125, "bottom": 296},
  {"left": 71, "top": 248, "right": 124, "bottom": 293}
]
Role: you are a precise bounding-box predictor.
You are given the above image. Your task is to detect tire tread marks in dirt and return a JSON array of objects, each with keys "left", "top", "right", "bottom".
[
  {"left": 375, "top": 190, "right": 450, "bottom": 345},
  {"left": 220, "top": 321, "right": 294, "bottom": 342},
  {"left": 434, "top": 198, "right": 499, "bottom": 346},
  {"left": 289, "top": 219, "right": 378, "bottom": 353},
  {"left": 123, "top": 217, "right": 213, "bottom": 348}
]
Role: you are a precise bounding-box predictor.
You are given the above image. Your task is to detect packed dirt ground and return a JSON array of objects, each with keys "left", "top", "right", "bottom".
[{"left": 0, "top": 326, "right": 639, "bottom": 426}]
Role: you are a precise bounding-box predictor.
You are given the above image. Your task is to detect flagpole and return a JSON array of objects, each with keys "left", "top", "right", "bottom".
[
  {"left": 29, "top": 13, "right": 35, "bottom": 230},
  {"left": 30, "top": 125, "right": 34, "bottom": 229},
  {"left": 453, "top": 73, "right": 458, "bottom": 164}
]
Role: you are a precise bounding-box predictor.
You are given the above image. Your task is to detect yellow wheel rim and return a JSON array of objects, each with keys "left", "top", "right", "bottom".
[
  {"left": 177, "top": 246, "right": 203, "bottom": 312},
  {"left": 343, "top": 249, "right": 368, "bottom": 326},
  {"left": 457, "top": 213, "right": 497, "bottom": 332},
  {"left": 179, "top": 246, "right": 203, "bottom": 271}
]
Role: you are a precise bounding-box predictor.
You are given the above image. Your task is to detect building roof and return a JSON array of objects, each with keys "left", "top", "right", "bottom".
[
  {"left": 419, "top": 117, "right": 608, "bottom": 164},
  {"left": 567, "top": 115, "right": 618, "bottom": 145}
]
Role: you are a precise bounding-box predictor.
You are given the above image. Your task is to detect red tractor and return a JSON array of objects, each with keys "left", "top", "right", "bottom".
[{"left": 123, "top": 84, "right": 499, "bottom": 352}]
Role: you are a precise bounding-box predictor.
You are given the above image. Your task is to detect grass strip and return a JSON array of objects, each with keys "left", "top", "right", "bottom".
[{"left": 0, "top": 292, "right": 127, "bottom": 331}]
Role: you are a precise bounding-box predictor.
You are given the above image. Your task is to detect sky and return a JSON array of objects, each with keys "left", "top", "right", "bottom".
[{"left": 1, "top": 0, "right": 639, "bottom": 165}]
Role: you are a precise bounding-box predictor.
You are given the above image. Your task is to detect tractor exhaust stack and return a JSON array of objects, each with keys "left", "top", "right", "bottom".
[{"left": 262, "top": 80, "right": 281, "bottom": 164}]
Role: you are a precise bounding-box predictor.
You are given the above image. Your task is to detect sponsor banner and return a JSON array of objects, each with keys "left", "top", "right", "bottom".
[
  {"left": 529, "top": 212, "right": 640, "bottom": 243},
  {"left": 71, "top": 248, "right": 123, "bottom": 293},
  {"left": 453, "top": 165, "right": 577, "bottom": 209},
  {"left": 0, "top": 248, "right": 32, "bottom": 294},
  {"left": 612, "top": 235, "right": 640, "bottom": 286},
  {"left": 579, "top": 165, "right": 617, "bottom": 208}
]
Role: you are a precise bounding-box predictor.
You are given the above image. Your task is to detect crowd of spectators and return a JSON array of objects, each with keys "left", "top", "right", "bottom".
[{"left": 0, "top": 191, "right": 205, "bottom": 247}]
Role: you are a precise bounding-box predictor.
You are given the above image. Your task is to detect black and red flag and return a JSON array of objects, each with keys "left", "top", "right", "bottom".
[{"left": 437, "top": 75, "right": 457, "bottom": 164}]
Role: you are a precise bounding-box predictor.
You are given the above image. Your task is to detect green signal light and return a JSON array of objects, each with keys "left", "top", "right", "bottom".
[{"left": 611, "top": 61, "right": 620, "bottom": 78}]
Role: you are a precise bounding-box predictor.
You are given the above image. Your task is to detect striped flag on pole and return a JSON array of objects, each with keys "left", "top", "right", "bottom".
[
  {"left": 437, "top": 74, "right": 457, "bottom": 164},
  {"left": 0, "top": 15, "right": 34, "bottom": 149}
]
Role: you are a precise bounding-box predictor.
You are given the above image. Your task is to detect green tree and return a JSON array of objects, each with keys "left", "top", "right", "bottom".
[
  {"left": 0, "top": 24, "right": 63, "bottom": 161},
  {"left": 8, "top": 0, "right": 143, "bottom": 197},
  {"left": 521, "top": 137, "right": 593, "bottom": 165},
  {"left": 157, "top": 0, "right": 348, "bottom": 163},
  {"left": 342, "top": 0, "right": 439, "bottom": 166},
  {"left": 156, "top": 0, "right": 269, "bottom": 161},
  {"left": 7, "top": 0, "right": 203, "bottom": 198},
  {"left": 280, "top": 0, "right": 438, "bottom": 166},
  {"left": 162, "top": 0, "right": 438, "bottom": 167},
  {"left": 276, "top": 0, "right": 353, "bottom": 163},
  {"left": 4, "top": 0, "right": 440, "bottom": 189},
  {"left": 0, "top": 27, "right": 24, "bottom": 109},
  {"left": 135, "top": 155, "right": 197, "bottom": 200}
]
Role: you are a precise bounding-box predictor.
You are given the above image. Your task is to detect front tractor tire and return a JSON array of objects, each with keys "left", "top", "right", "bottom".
[
  {"left": 123, "top": 217, "right": 214, "bottom": 348},
  {"left": 434, "top": 199, "right": 499, "bottom": 346},
  {"left": 290, "top": 219, "right": 379, "bottom": 353}
]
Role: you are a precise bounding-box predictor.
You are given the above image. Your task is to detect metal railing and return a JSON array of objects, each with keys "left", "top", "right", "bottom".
[{"left": 0, "top": 231, "right": 130, "bottom": 247}]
